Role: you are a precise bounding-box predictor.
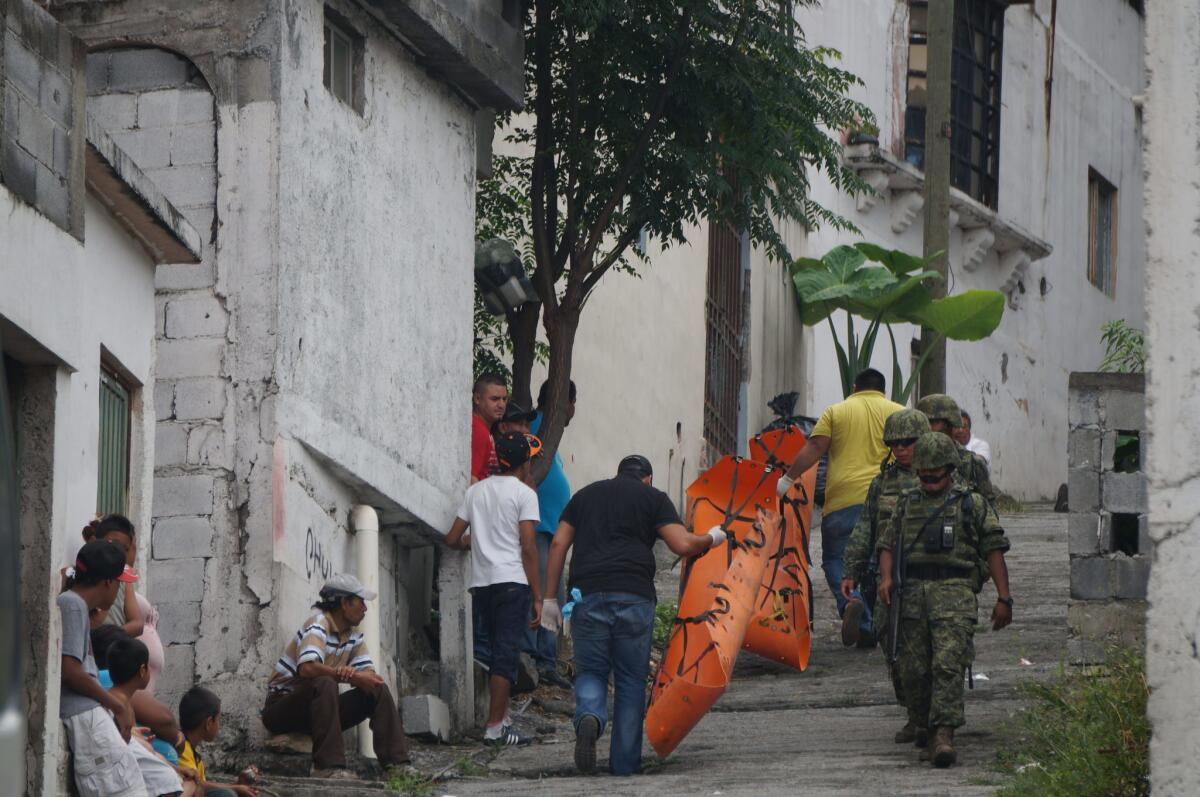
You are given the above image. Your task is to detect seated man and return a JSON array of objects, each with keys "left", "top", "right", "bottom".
[{"left": 261, "top": 574, "right": 410, "bottom": 780}]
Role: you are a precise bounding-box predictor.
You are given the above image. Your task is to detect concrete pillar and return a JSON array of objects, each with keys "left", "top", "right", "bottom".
[
  {"left": 437, "top": 549, "right": 474, "bottom": 732},
  {"left": 1144, "top": 3, "right": 1200, "bottom": 792}
]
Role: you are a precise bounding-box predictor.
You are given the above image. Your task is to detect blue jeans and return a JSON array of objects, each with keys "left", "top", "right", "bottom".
[
  {"left": 571, "top": 591, "right": 655, "bottom": 776},
  {"left": 523, "top": 533, "right": 564, "bottom": 670},
  {"left": 820, "top": 504, "right": 872, "bottom": 634}
]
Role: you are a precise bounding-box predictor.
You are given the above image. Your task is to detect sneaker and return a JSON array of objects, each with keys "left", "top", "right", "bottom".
[
  {"left": 310, "top": 767, "right": 359, "bottom": 781},
  {"left": 539, "top": 668, "right": 572, "bottom": 689},
  {"left": 575, "top": 715, "right": 600, "bottom": 774},
  {"left": 841, "top": 598, "right": 865, "bottom": 647},
  {"left": 484, "top": 724, "right": 533, "bottom": 747}
]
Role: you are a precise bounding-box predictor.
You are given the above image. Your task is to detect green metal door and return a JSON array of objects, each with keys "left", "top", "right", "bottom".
[{"left": 97, "top": 369, "right": 130, "bottom": 516}]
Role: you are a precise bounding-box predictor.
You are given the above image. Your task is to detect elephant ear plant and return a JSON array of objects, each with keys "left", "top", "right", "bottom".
[{"left": 790, "top": 243, "right": 1006, "bottom": 403}]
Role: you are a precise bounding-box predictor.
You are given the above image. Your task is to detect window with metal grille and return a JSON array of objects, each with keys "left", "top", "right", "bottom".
[
  {"left": 905, "top": 0, "right": 1005, "bottom": 208},
  {"left": 97, "top": 368, "right": 130, "bottom": 516},
  {"left": 323, "top": 10, "right": 362, "bottom": 111},
  {"left": 703, "top": 219, "right": 743, "bottom": 459},
  {"left": 1087, "top": 169, "right": 1117, "bottom": 297}
]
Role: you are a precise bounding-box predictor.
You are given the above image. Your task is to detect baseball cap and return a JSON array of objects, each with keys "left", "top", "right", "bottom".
[
  {"left": 75, "top": 540, "right": 137, "bottom": 582},
  {"left": 618, "top": 454, "right": 653, "bottom": 478},
  {"left": 320, "top": 573, "right": 377, "bottom": 601},
  {"left": 500, "top": 402, "right": 538, "bottom": 424},
  {"left": 495, "top": 432, "right": 538, "bottom": 470}
]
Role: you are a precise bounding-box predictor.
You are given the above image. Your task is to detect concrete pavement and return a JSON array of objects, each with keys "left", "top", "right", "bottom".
[{"left": 429, "top": 506, "right": 1067, "bottom": 797}]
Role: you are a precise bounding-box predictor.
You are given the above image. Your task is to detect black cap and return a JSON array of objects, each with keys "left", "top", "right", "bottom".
[
  {"left": 617, "top": 454, "right": 653, "bottom": 478},
  {"left": 75, "top": 540, "right": 134, "bottom": 582},
  {"left": 495, "top": 432, "right": 533, "bottom": 470},
  {"left": 500, "top": 402, "right": 538, "bottom": 424}
]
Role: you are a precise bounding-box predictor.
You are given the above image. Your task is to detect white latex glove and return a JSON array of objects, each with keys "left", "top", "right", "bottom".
[
  {"left": 706, "top": 525, "right": 728, "bottom": 547},
  {"left": 776, "top": 474, "right": 795, "bottom": 498},
  {"left": 540, "top": 599, "right": 562, "bottom": 633}
]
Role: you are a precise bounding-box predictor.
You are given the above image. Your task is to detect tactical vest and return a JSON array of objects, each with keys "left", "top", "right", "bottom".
[
  {"left": 898, "top": 488, "right": 984, "bottom": 579},
  {"left": 874, "top": 464, "right": 918, "bottom": 545}
]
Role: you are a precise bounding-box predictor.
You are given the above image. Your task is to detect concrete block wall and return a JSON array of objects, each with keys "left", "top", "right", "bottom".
[
  {"left": 88, "top": 46, "right": 223, "bottom": 707},
  {"left": 1066, "top": 372, "right": 1147, "bottom": 664},
  {"left": 1, "top": 0, "right": 86, "bottom": 235}
]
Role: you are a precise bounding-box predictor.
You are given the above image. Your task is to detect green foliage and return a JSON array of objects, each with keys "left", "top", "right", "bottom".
[
  {"left": 1113, "top": 433, "right": 1140, "bottom": 474},
  {"left": 996, "top": 647, "right": 1149, "bottom": 797},
  {"left": 653, "top": 600, "right": 679, "bottom": 651},
  {"left": 476, "top": 1, "right": 874, "bottom": 462},
  {"left": 789, "top": 244, "right": 1006, "bottom": 402},
  {"left": 386, "top": 767, "right": 435, "bottom": 797},
  {"left": 1099, "top": 320, "right": 1145, "bottom": 374}
]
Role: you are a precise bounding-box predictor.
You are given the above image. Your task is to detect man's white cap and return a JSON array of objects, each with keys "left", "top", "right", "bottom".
[{"left": 320, "top": 573, "right": 377, "bottom": 601}]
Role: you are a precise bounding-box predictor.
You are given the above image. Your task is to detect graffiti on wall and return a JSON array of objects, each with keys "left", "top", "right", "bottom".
[{"left": 305, "top": 526, "right": 334, "bottom": 582}]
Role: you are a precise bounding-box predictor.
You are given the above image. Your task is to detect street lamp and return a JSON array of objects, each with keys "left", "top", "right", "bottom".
[{"left": 475, "top": 238, "right": 537, "bottom": 315}]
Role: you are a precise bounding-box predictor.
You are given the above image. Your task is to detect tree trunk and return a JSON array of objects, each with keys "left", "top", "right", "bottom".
[
  {"left": 528, "top": 306, "right": 579, "bottom": 484},
  {"left": 507, "top": 303, "right": 541, "bottom": 409}
]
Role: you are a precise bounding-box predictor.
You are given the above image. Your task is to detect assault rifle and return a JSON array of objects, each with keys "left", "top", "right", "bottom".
[{"left": 888, "top": 531, "right": 904, "bottom": 667}]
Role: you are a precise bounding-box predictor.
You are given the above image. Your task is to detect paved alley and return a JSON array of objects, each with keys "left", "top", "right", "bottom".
[{"left": 422, "top": 506, "right": 1068, "bottom": 797}]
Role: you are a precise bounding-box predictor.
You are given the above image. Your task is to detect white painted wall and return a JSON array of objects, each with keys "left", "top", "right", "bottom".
[
  {"left": 0, "top": 190, "right": 159, "bottom": 565},
  {"left": 557, "top": 234, "right": 709, "bottom": 509},
  {"left": 789, "top": 0, "right": 1145, "bottom": 499},
  {"left": 1144, "top": 1, "right": 1200, "bottom": 790},
  {"left": 2, "top": 189, "right": 160, "bottom": 795},
  {"left": 276, "top": 0, "right": 475, "bottom": 515}
]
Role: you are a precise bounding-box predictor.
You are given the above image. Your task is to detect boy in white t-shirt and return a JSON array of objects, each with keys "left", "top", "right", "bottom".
[{"left": 445, "top": 432, "right": 543, "bottom": 746}]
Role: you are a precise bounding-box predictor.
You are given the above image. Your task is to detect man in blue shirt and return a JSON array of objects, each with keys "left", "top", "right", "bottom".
[{"left": 526, "top": 379, "right": 576, "bottom": 688}]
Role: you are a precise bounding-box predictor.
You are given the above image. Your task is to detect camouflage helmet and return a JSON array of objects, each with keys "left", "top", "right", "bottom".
[
  {"left": 913, "top": 431, "right": 960, "bottom": 470},
  {"left": 915, "top": 393, "right": 962, "bottom": 428},
  {"left": 883, "top": 409, "right": 932, "bottom": 444}
]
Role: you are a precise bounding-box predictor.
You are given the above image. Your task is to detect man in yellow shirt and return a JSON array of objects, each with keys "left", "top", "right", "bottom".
[{"left": 776, "top": 369, "right": 903, "bottom": 643}]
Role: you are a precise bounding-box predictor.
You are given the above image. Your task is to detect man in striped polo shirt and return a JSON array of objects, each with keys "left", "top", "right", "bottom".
[{"left": 261, "top": 574, "right": 409, "bottom": 779}]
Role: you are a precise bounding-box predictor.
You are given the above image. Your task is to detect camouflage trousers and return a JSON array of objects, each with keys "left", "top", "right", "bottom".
[{"left": 894, "top": 579, "right": 977, "bottom": 730}]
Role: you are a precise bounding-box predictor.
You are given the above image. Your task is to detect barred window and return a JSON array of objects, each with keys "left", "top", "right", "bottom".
[
  {"left": 1087, "top": 169, "right": 1117, "bottom": 298},
  {"left": 906, "top": 0, "right": 1005, "bottom": 209},
  {"left": 704, "top": 218, "right": 743, "bottom": 460},
  {"left": 97, "top": 367, "right": 131, "bottom": 515}
]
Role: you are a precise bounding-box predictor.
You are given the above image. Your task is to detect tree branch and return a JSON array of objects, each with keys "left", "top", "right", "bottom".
[
  {"left": 575, "top": 8, "right": 693, "bottom": 285},
  {"left": 580, "top": 221, "right": 644, "bottom": 304},
  {"left": 530, "top": 0, "right": 560, "bottom": 311}
]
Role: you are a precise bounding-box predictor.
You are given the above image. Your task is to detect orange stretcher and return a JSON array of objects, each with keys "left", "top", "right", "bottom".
[
  {"left": 744, "top": 426, "right": 817, "bottom": 671},
  {"left": 644, "top": 425, "right": 816, "bottom": 760}
]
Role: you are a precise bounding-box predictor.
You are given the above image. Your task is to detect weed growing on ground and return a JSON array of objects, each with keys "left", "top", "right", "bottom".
[
  {"left": 386, "top": 768, "right": 435, "bottom": 797},
  {"left": 830, "top": 691, "right": 861, "bottom": 708},
  {"left": 653, "top": 600, "right": 679, "bottom": 651},
  {"left": 996, "top": 646, "right": 1149, "bottom": 797},
  {"left": 454, "top": 755, "right": 488, "bottom": 777},
  {"left": 994, "top": 493, "right": 1025, "bottom": 513}
]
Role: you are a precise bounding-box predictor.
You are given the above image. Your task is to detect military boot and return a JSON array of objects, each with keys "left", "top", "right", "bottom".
[
  {"left": 894, "top": 722, "right": 928, "bottom": 744},
  {"left": 931, "top": 726, "right": 956, "bottom": 768}
]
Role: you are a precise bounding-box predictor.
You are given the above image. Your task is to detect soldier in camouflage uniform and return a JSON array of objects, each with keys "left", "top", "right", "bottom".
[
  {"left": 840, "top": 410, "right": 928, "bottom": 630},
  {"left": 876, "top": 433, "right": 1013, "bottom": 767},
  {"left": 915, "top": 394, "right": 996, "bottom": 505},
  {"left": 839, "top": 409, "right": 930, "bottom": 741}
]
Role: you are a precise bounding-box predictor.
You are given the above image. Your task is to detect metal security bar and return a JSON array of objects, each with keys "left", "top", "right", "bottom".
[
  {"left": 1088, "top": 169, "right": 1118, "bottom": 297},
  {"left": 704, "top": 218, "right": 743, "bottom": 460},
  {"left": 97, "top": 369, "right": 130, "bottom": 516},
  {"left": 906, "top": 0, "right": 1005, "bottom": 208}
]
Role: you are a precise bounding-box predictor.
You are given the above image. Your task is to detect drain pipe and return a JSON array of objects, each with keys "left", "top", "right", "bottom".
[{"left": 351, "top": 504, "right": 380, "bottom": 760}]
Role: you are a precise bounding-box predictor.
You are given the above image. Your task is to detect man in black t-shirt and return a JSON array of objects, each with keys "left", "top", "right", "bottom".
[{"left": 540, "top": 455, "right": 727, "bottom": 776}]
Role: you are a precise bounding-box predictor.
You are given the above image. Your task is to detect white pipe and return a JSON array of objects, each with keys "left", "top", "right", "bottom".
[{"left": 351, "top": 504, "right": 380, "bottom": 760}]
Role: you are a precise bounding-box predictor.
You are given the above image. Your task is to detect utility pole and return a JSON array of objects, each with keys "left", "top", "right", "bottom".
[{"left": 918, "top": 0, "right": 954, "bottom": 397}]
